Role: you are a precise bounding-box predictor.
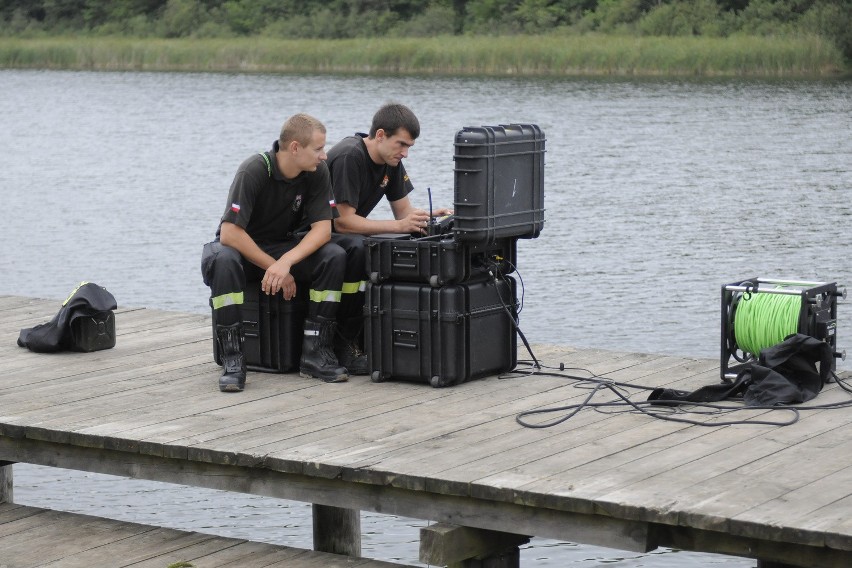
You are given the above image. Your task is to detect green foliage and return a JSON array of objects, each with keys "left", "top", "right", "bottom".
[
  {"left": 0, "top": 0, "right": 848, "bottom": 65},
  {"left": 797, "top": 0, "right": 851, "bottom": 59},
  {"left": 580, "top": 0, "right": 646, "bottom": 33},
  {"left": 221, "top": 0, "right": 265, "bottom": 35},
  {"left": 0, "top": 34, "right": 842, "bottom": 75},
  {"left": 516, "top": 0, "right": 563, "bottom": 32},
  {"left": 399, "top": 3, "right": 457, "bottom": 37},
  {"left": 158, "top": 0, "right": 209, "bottom": 38},
  {"left": 464, "top": 0, "right": 524, "bottom": 34},
  {"left": 738, "top": 0, "right": 801, "bottom": 34},
  {"left": 638, "top": 0, "right": 734, "bottom": 36}
]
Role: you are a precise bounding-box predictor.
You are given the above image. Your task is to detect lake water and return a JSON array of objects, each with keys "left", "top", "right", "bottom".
[{"left": 1, "top": 69, "right": 850, "bottom": 566}]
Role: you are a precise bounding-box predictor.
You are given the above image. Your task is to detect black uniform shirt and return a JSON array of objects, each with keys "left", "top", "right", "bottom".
[
  {"left": 218, "top": 141, "right": 335, "bottom": 244},
  {"left": 326, "top": 133, "right": 414, "bottom": 218}
]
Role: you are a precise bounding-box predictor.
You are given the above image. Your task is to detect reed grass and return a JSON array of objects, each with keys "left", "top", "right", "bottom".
[{"left": 0, "top": 34, "right": 845, "bottom": 77}]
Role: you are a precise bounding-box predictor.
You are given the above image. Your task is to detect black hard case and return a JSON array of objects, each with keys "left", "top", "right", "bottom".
[
  {"left": 366, "top": 276, "right": 517, "bottom": 387},
  {"left": 212, "top": 284, "right": 306, "bottom": 373},
  {"left": 453, "top": 123, "right": 545, "bottom": 244},
  {"left": 365, "top": 234, "right": 517, "bottom": 287}
]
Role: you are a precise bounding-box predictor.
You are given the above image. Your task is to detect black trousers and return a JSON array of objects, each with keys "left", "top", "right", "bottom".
[{"left": 201, "top": 234, "right": 366, "bottom": 326}]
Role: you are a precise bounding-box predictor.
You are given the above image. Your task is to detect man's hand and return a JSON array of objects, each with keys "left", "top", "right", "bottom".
[
  {"left": 399, "top": 208, "right": 431, "bottom": 234},
  {"left": 262, "top": 258, "right": 297, "bottom": 299}
]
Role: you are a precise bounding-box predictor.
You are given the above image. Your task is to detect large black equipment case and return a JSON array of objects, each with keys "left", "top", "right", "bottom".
[
  {"left": 365, "top": 233, "right": 517, "bottom": 287},
  {"left": 366, "top": 276, "right": 518, "bottom": 387},
  {"left": 212, "top": 284, "right": 306, "bottom": 373},
  {"left": 453, "top": 123, "right": 545, "bottom": 244}
]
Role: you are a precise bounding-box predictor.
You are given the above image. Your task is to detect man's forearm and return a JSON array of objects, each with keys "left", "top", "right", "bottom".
[{"left": 335, "top": 214, "right": 404, "bottom": 235}]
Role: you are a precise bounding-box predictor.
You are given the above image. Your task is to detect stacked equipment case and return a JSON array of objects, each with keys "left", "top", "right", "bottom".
[
  {"left": 212, "top": 283, "right": 307, "bottom": 373},
  {"left": 365, "top": 123, "right": 545, "bottom": 387}
]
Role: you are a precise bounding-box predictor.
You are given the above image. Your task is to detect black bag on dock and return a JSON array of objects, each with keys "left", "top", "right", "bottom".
[
  {"left": 17, "top": 282, "right": 117, "bottom": 353},
  {"left": 648, "top": 334, "right": 833, "bottom": 406}
]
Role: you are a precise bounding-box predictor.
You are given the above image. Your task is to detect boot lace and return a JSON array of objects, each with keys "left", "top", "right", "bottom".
[
  {"left": 218, "top": 326, "right": 244, "bottom": 373},
  {"left": 318, "top": 322, "right": 341, "bottom": 365}
]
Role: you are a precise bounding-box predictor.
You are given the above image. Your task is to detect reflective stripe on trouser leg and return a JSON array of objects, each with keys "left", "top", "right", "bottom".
[
  {"left": 211, "top": 291, "right": 244, "bottom": 310},
  {"left": 202, "top": 242, "right": 246, "bottom": 328},
  {"left": 329, "top": 234, "right": 367, "bottom": 321},
  {"left": 341, "top": 281, "right": 366, "bottom": 294},
  {"left": 339, "top": 280, "right": 366, "bottom": 320},
  {"left": 309, "top": 289, "right": 342, "bottom": 320}
]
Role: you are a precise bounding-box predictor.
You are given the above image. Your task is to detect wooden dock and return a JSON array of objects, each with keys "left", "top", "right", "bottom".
[
  {"left": 0, "top": 502, "right": 417, "bottom": 567},
  {"left": 1, "top": 294, "right": 851, "bottom": 567}
]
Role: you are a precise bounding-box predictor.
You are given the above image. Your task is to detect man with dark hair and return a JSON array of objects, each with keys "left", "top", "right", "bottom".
[
  {"left": 324, "top": 104, "right": 452, "bottom": 370},
  {"left": 201, "top": 113, "right": 366, "bottom": 392},
  {"left": 326, "top": 103, "right": 452, "bottom": 236}
]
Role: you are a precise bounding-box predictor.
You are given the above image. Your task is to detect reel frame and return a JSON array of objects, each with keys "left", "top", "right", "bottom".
[{"left": 720, "top": 277, "right": 844, "bottom": 382}]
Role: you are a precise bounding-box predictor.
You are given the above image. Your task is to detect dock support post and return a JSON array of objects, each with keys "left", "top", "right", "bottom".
[
  {"left": 420, "top": 523, "right": 530, "bottom": 568},
  {"left": 312, "top": 504, "right": 361, "bottom": 556},
  {"left": 0, "top": 461, "right": 12, "bottom": 504}
]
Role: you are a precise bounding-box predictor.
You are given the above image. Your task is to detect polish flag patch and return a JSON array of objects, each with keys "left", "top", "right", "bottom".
[
  {"left": 329, "top": 199, "right": 336, "bottom": 207},
  {"left": 230, "top": 202, "right": 240, "bottom": 213}
]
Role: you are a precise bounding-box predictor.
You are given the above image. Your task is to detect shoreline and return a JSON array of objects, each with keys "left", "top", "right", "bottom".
[{"left": 0, "top": 35, "right": 848, "bottom": 78}]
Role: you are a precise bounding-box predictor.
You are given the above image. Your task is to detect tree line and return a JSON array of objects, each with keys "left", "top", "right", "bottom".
[{"left": 2, "top": 0, "right": 849, "bottom": 60}]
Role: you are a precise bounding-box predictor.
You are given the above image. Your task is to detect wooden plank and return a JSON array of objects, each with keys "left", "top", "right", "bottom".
[
  {"left": 240, "top": 350, "right": 672, "bottom": 476},
  {"left": 128, "top": 377, "right": 455, "bottom": 462},
  {"left": 0, "top": 501, "right": 44, "bottom": 524},
  {"left": 6, "top": 324, "right": 210, "bottom": 376},
  {"left": 197, "top": 372, "right": 556, "bottom": 475},
  {"left": 0, "top": 461, "right": 10, "bottom": 503},
  {"left": 665, "top": 427, "right": 852, "bottom": 549},
  {"left": 0, "top": 437, "right": 655, "bottom": 553},
  {"left": 1, "top": 370, "right": 218, "bottom": 439},
  {"left": 507, "top": 398, "right": 848, "bottom": 526},
  {"left": 312, "top": 504, "right": 361, "bottom": 556},
  {"left": 736, "top": 462, "right": 852, "bottom": 549},
  {"left": 419, "top": 523, "right": 529, "bottom": 565},
  {"left": 0, "top": 504, "right": 417, "bottom": 568},
  {"left": 400, "top": 358, "right": 722, "bottom": 500},
  {"left": 655, "top": 523, "right": 848, "bottom": 568},
  {"left": 0, "top": 507, "right": 172, "bottom": 562},
  {"left": 0, "top": 350, "right": 212, "bottom": 404}
]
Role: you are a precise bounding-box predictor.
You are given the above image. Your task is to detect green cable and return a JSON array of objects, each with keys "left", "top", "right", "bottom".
[{"left": 733, "top": 288, "right": 801, "bottom": 356}]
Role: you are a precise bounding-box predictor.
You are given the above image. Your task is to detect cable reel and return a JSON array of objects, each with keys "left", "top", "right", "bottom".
[{"left": 720, "top": 277, "right": 846, "bottom": 381}]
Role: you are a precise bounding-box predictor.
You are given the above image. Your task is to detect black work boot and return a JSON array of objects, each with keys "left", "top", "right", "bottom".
[
  {"left": 334, "top": 317, "right": 369, "bottom": 376},
  {"left": 216, "top": 323, "right": 246, "bottom": 392},
  {"left": 300, "top": 318, "right": 348, "bottom": 383}
]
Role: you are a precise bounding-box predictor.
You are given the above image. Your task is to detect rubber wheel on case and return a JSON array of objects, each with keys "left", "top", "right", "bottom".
[
  {"left": 429, "top": 375, "right": 444, "bottom": 388},
  {"left": 371, "top": 371, "right": 387, "bottom": 383}
]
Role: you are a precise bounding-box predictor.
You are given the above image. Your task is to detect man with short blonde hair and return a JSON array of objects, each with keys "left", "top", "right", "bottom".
[
  {"left": 280, "top": 113, "right": 326, "bottom": 147},
  {"left": 201, "top": 113, "right": 365, "bottom": 391}
]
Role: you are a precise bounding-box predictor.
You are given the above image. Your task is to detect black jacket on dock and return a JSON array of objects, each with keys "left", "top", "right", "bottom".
[
  {"left": 17, "top": 282, "right": 117, "bottom": 353},
  {"left": 648, "top": 334, "right": 833, "bottom": 406}
]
